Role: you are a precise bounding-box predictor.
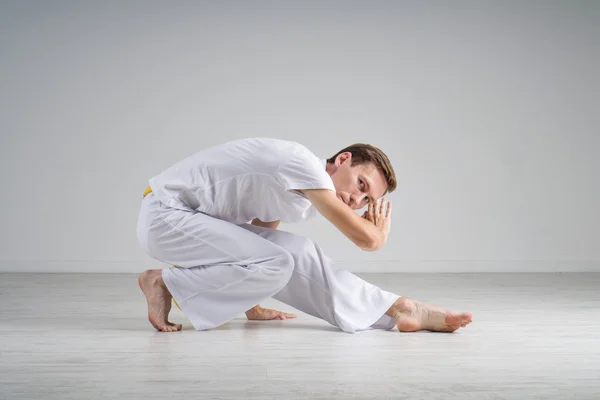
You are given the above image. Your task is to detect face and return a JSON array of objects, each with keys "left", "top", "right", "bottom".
[{"left": 327, "top": 152, "right": 388, "bottom": 210}]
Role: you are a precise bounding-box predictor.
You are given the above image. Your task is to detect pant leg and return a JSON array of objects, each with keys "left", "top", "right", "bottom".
[
  {"left": 137, "top": 193, "right": 294, "bottom": 330},
  {"left": 237, "top": 223, "right": 400, "bottom": 333}
]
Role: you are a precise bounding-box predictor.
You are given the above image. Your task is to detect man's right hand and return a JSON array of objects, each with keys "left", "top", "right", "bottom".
[{"left": 361, "top": 198, "right": 392, "bottom": 239}]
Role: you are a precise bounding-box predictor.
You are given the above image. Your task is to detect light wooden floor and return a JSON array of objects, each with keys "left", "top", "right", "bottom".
[{"left": 1, "top": 272, "right": 599, "bottom": 399}]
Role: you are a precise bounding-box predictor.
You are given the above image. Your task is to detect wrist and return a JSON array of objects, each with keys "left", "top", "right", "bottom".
[
  {"left": 246, "top": 305, "right": 261, "bottom": 315},
  {"left": 378, "top": 230, "right": 388, "bottom": 247}
]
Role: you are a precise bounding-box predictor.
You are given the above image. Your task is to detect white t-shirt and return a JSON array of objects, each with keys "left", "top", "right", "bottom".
[{"left": 148, "top": 138, "right": 336, "bottom": 224}]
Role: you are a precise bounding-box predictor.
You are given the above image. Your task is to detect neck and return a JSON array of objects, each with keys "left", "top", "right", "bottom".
[{"left": 325, "top": 161, "right": 336, "bottom": 176}]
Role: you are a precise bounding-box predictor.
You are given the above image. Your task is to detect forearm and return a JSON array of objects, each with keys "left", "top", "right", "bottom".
[
  {"left": 351, "top": 217, "right": 386, "bottom": 251},
  {"left": 298, "top": 189, "right": 391, "bottom": 251}
]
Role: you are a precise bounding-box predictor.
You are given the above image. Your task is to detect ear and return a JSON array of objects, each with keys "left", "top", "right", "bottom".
[{"left": 335, "top": 152, "right": 352, "bottom": 166}]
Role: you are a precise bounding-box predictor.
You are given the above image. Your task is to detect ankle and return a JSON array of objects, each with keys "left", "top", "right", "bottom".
[
  {"left": 386, "top": 297, "right": 415, "bottom": 319},
  {"left": 144, "top": 269, "right": 165, "bottom": 286}
]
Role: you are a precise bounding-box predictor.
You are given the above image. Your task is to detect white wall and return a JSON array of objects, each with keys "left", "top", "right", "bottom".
[{"left": 1, "top": 0, "right": 598, "bottom": 273}]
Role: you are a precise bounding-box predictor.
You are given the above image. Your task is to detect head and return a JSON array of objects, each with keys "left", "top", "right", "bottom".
[{"left": 325, "top": 143, "right": 397, "bottom": 210}]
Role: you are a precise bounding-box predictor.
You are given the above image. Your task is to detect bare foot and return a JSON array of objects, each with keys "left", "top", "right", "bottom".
[
  {"left": 386, "top": 297, "right": 472, "bottom": 333},
  {"left": 138, "top": 269, "right": 182, "bottom": 332}
]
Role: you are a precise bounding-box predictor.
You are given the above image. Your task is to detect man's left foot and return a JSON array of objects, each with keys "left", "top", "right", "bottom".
[
  {"left": 387, "top": 297, "right": 473, "bottom": 333},
  {"left": 138, "top": 269, "right": 182, "bottom": 332}
]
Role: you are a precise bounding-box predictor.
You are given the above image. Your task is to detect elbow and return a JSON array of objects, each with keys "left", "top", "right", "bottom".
[
  {"left": 358, "top": 230, "right": 386, "bottom": 251},
  {"left": 360, "top": 242, "right": 377, "bottom": 252},
  {"left": 358, "top": 235, "right": 382, "bottom": 252},
  {"left": 361, "top": 241, "right": 381, "bottom": 252}
]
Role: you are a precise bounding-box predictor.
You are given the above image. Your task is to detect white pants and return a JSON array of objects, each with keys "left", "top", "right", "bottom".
[{"left": 137, "top": 193, "right": 399, "bottom": 333}]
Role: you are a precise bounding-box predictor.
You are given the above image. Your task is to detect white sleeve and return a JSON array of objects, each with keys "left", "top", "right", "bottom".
[{"left": 275, "top": 147, "right": 336, "bottom": 192}]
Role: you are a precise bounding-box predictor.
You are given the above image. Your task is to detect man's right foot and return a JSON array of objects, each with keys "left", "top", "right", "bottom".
[
  {"left": 138, "top": 269, "right": 182, "bottom": 332},
  {"left": 386, "top": 297, "right": 473, "bottom": 333}
]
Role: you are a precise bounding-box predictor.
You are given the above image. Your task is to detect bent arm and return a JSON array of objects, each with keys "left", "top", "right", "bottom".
[
  {"left": 299, "top": 189, "right": 386, "bottom": 251},
  {"left": 251, "top": 218, "right": 280, "bottom": 230}
]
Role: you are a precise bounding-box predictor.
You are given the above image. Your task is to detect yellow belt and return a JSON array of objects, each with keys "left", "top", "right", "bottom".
[
  {"left": 142, "top": 185, "right": 182, "bottom": 311},
  {"left": 171, "top": 288, "right": 182, "bottom": 311}
]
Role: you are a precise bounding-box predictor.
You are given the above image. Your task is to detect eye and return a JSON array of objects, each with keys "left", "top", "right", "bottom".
[{"left": 359, "top": 179, "right": 369, "bottom": 203}]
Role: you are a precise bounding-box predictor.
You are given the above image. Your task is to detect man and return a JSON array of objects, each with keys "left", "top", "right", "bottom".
[{"left": 137, "top": 137, "right": 472, "bottom": 333}]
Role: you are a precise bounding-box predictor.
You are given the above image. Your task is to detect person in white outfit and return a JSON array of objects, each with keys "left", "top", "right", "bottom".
[{"left": 137, "top": 138, "right": 472, "bottom": 333}]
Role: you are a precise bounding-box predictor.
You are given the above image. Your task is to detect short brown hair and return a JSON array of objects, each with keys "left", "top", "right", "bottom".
[{"left": 327, "top": 143, "right": 397, "bottom": 194}]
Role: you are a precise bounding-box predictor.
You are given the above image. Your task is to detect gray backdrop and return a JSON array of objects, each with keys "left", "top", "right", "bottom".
[{"left": 1, "top": 0, "right": 598, "bottom": 273}]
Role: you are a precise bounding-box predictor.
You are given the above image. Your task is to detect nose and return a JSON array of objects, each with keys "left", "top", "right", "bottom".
[{"left": 350, "top": 193, "right": 366, "bottom": 208}]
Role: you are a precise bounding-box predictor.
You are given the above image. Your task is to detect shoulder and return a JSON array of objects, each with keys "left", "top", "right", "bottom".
[
  {"left": 277, "top": 141, "right": 322, "bottom": 169},
  {"left": 239, "top": 138, "right": 320, "bottom": 166},
  {"left": 226, "top": 137, "right": 314, "bottom": 157},
  {"left": 278, "top": 140, "right": 320, "bottom": 163},
  {"left": 274, "top": 141, "right": 333, "bottom": 192}
]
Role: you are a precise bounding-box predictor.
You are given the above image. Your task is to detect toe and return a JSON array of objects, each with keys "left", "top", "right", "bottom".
[
  {"left": 166, "top": 323, "right": 181, "bottom": 331},
  {"left": 444, "top": 313, "right": 461, "bottom": 326},
  {"left": 445, "top": 312, "right": 472, "bottom": 327}
]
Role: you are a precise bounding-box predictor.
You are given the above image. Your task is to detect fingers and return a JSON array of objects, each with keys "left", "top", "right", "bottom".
[
  {"left": 378, "top": 198, "right": 392, "bottom": 215},
  {"left": 263, "top": 309, "right": 297, "bottom": 320},
  {"left": 368, "top": 198, "right": 392, "bottom": 222},
  {"left": 370, "top": 198, "right": 386, "bottom": 223},
  {"left": 277, "top": 312, "right": 297, "bottom": 320}
]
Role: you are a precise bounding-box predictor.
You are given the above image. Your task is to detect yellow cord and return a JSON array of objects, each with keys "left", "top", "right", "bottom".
[{"left": 171, "top": 266, "right": 182, "bottom": 310}]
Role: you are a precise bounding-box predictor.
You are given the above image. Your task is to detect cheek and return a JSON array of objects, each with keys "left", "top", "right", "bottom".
[{"left": 347, "top": 175, "right": 357, "bottom": 187}]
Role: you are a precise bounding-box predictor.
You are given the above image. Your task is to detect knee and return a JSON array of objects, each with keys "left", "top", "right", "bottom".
[
  {"left": 296, "top": 236, "right": 316, "bottom": 253},
  {"left": 278, "top": 249, "right": 295, "bottom": 281},
  {"left": 287, "top": 235, "right": 319, "bottom": 262},
  {"left": 266, "top": 248, "right": 295, "bottom": 284}
]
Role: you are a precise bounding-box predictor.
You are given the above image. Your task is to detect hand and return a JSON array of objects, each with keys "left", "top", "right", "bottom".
[
  {"left": 361, "top": 197, "right": 392, "bottom": 237},
  {"left": 245, "top": 305, "right": 297, "bottom": 320}
]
